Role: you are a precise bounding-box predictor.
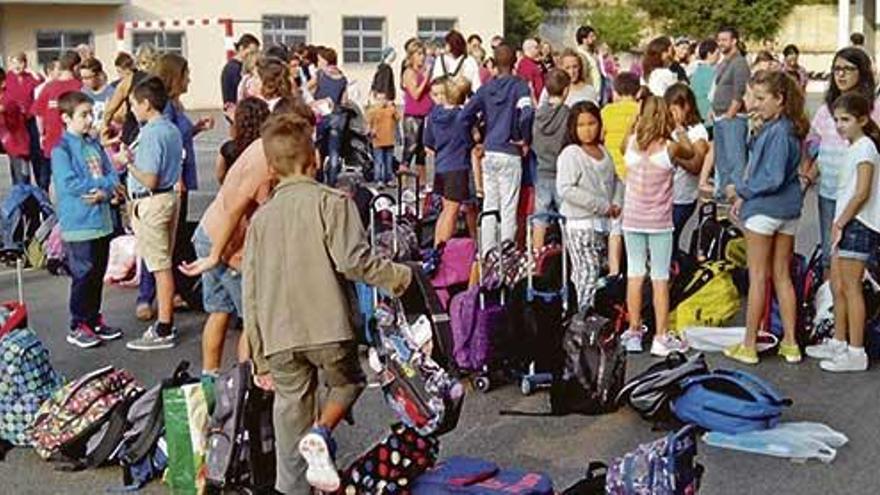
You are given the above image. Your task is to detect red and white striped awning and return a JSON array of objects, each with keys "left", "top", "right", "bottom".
[{"left": 115, "top": 17, "right": 236, "bottom": 59}]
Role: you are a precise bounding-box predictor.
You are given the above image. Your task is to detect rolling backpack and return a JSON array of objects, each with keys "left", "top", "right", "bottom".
[
  {"left": 672, "top": 369, "right": 792, "bottom": 434},
  {"left": 616, "top": 352, "right": 709, "bottom": 425},
  {"left": 606, "top": 425, "right": 703, "bottom": 495},
  {"left": 668, "top": 261, "right": 740, "bottom": 334},
  {"left": 29, "top": 366, "right": 143, "bottom": 460},
  {"left": 205, "top": 361, "right": 276, "bottom": 493}
]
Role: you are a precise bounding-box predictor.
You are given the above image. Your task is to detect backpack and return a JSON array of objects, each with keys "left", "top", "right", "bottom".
[
  {"left": 616, "top": 352, "right": 709, "bottom": 425},
  {"left": 0, "top": 184, "right": 55, "bottom": 265},
  {"left": 764, "top": 246, "right": 824, "bottom": 346},
  {"left": 669, "top": 261, "right": 740, "bottom": 333},
  {"left": 689, "top": 201, "right": 745, "bottom": 267},
  {"left": 44, "top": 222, "right": 68, "bottom": 276},
  {"left": 0, "top": 328, "right": 64, "bottom": 446},
  {"left": 606, "top": 425, "right": 703, "bottom": 495},
  {"left": 561, "top": 462, "right": 608, "bottom": 495},
  {"left": 431, "top": 238, "right": 476, "bottom": 309},
  {"left": 205, "top": 361, "right": 276, "bottom": 492},
  {"left": 29, "top": 366, "right": 143, "bottom": 460},
  {"left": 440, "top": 55, "right": 469, "bottom": 87},
  {"left": 672, "top": 369, "right": 792, "bottom": 434},
  {"left": 413, "top": 456, "right": 555, "bottom": 494}
]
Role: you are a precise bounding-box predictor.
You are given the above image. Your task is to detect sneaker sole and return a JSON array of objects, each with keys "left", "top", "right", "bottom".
[
  {"left": 819, "top": 362, "right": 868, "bottom": 373},
  {"left": 126, "top": 341, "right": 177, "bottom": 351},
  {"left": 298, "top": 433, "right": 340, "bottom": 492},
  {"left": 66, "top": 335, "right": 101, "bottom": 349},
  {"left": 97, "top": 333, "right": 123, "bottom": 341},
  {"left": 722, "top": 349, "right": 759, "bottom": 365}
]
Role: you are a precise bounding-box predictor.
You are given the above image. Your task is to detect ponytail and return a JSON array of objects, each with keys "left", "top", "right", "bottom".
[{"left": 863, "top": 119, "right": 880, "bottom": 153}]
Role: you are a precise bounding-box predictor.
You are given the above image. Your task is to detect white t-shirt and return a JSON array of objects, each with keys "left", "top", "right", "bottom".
[
  {"left": 430, "top": 54, "right": 482, "bottom": 93},
  {"left": 645, "top": 68, "right": 679, "bottom": 97},
  {"left": 836, "top": 135, "right": 880, "bottom": 233},
  {"left": 673, "top": 123, "right": 709, "bottom": 205}
]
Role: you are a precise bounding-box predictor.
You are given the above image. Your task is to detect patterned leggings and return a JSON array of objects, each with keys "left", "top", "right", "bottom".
[{"left": 566, "top": 227, "right": 607, "bottom": 312}]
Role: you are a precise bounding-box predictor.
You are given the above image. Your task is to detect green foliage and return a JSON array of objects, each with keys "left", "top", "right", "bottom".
[
  {"left": 505, "top": 0, "right": 569, "bottom": 47},
  {"left": 633, "top": 0, "right": 797, "bottom": 42},
  {"left": 584, "top": 3, "right": 643, "bottom": 52}
]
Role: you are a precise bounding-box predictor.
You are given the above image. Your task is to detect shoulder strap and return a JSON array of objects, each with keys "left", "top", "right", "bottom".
[{"left": 451, "top": 56, "right": 467, "bottom": 77}]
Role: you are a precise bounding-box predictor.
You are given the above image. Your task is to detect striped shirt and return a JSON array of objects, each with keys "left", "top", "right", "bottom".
[{"left": 622, "top": 139, "right": 675, "bottom": 232}]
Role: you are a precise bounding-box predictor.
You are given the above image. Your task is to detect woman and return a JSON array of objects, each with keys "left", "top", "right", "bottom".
[
  {"left": 102, "top": 44, "right": 158, "bottom": 146},
  {"left": 402, "top": 40, "right": 434, "bottom": 183},
  {"left": 540, "top": 40, "right": 555, "bottom": 73},
  {"left": 311, "top": 46, "right": 348, "bottom": 187},
  {"left": 643, "top": 37, "right": 678, "bottom": 97},
  {"left": 134, "top": 53, "right": 215, "bottom": 320},
  {"left": 803, "top": 47, "right": 880, "bottom": 272},
  {"left": 539, "top": 48, "right": 598, "bottom": 107},
  {"left": 431, "top": 30, "right": 482, "bottom": 92}
]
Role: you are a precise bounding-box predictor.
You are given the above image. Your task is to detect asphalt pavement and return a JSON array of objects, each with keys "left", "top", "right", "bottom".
[{"left": 1, "top": 110, "right": 879, "bottom": 494}]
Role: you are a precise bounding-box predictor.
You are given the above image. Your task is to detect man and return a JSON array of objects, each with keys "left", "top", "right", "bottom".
[
  {"left": 79, "top": 57, "right": 114, "bottom": 132},
  {"left": 517, "top": 38, "right": 545, "bottom": 103},
  {"left": 221, "top": 33, "right": 260, "bottom": 114},
  {"left": 468, "top": 34, "right": 484, "bottom": 58},
  {"left": 575, "top": 25, "right": 603, "bottom": 95},
  {"left": 711, "top": 26, "right": 750, "bottom": 203}
]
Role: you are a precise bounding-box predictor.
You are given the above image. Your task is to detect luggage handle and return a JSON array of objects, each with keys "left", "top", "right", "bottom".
[
  {"left": 526, "top": 213, "right": 569, "bottom": 313},
  {"left": 369, "top": 193, "right": 399, "bottom": 259},
  {"left": 477, "top": 210, "right": 504, "bottom": 308},
  {"left": 16, "top": 258, "right": 24, "bottom": 304},
  {"left": 396, "top": 170, "right": 420, "bottom": 219}
]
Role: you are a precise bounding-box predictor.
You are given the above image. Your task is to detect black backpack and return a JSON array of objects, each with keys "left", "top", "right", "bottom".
[
  {"left": 616, "top": 352, "right": 709, "bottom": 425},
  {"left": 205, "top": 361, "right": 276, "bottom": 493}
]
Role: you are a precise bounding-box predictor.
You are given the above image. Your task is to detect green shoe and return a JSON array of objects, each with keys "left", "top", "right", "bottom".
[
  {"left": 778, "top": 342, "right": 802, "bottom": 364},
  {"left": 723, "top": 343, "right": 759, "bottom": 365}
]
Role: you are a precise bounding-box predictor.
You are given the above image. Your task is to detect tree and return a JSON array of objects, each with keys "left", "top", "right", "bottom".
[
  {"left": 505, "top": 0, "right": 569, "bottom": 48},
  {"left": 633, "top": 0, "right": 797, "bottom": 42},
  {"left": 584, "top": 3, "right": 643, "bottom": 53}
]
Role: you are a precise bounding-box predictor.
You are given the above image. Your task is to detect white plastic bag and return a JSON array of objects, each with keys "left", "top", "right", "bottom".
[
  {"left": 104, "top": 234, "right": 140, "bottom": 287},
  {"left": 685, "top": 326, "right": 778, "bottom": 353},
  {"left": 703, "top": 422, "right": 848, "bottom": 464}
]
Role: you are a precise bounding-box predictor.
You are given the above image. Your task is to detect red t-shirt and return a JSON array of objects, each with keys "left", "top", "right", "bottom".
[
  {"left": 516, "top": 57, "right": 545, "bottom": 103},
  {"left": 32, "top": 78, "right": 82, "bottom": 158}
]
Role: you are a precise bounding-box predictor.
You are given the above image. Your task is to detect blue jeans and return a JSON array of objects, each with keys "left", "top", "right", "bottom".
[
  {"left": 8, "top": 157, "right": 31, "bottom": 186},
  {"left": 372, "top": 146, "right": 394, "bottom": 183},
  {"left": 672, "top": 202, "right": 697, "bottom": 253},
  {"left": 818, "top": 195, "right": 835, "bottom": 270},
  {"left": 65, "top": 235, "right": 111, "bottom": 328},
  {"left": 318, "top": 112, "right": 346, "bottom": 187},
  {"left": 713, "top": 116, "right": 748, "bottom": 200}
]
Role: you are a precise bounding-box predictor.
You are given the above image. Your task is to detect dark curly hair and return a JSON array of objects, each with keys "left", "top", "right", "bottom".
[
  {"left": 232, "top": 97, "right": 271, "bottom": 156},
  {"left": 825, "top": 47, "right": 876, "bottom": 111}
]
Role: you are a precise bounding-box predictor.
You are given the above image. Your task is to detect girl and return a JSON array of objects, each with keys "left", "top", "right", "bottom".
[
  {"left": 215, "top": 97, "right": 270, "bottom": 184},
  {"left": 556, "top": 102, "right": 623, "bottom": 311},
  {"left": 643, "top": 37, "right": 679, "bottom": 98},
  {"left": 539, "top": 48, "right": 598, "bottom": 107},
  {"left": 620, "top": 96, "right": 695, "bottom": 357},
  {"left": 311, "top": 47, "right": 348, "bottom": 187},
  {"left": 431, "top": 30, "right": 482, "bottom": 92},
  {"left": 664, "top": 84, "right": 710, "bottom": 253},
  {"left": 806, "top": 94, "right": 880, "bottom": 372},
  {"left": 725, "top": 70, "right": 809, "bottom": 365},
  {"left": 803, "top": 48, "right": 880, "bottom": 273},
  {"left": 256, "top": 56, "right": 294, "bottom": 110},
  {"left": 402, "top": 41, "right": 434, "bottom": 184}
]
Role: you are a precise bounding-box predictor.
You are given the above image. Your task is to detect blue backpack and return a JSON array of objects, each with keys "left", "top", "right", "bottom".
[{"left": 672, "top": 369, "right": 791, "bottom": 434}]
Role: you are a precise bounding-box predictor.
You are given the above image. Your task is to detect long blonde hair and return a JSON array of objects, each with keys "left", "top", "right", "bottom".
[
  {"left": 135, "top": 43, "right": 158, "bottom": 72},
  {"left": 635, "top": 95, "right": 675, "bottom": 151},
  {"left": 153, "top": 53, "right": 189, "bottom": 99}
]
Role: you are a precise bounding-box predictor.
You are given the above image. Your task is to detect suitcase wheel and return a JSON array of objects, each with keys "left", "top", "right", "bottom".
[{"left": 474, "top": 375, "right": 491, "bottom": 393}]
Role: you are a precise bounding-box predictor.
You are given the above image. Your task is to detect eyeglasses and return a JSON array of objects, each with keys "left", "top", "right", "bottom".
[{"left": 832, "top": 65, "right": 858, "bottom": 74}]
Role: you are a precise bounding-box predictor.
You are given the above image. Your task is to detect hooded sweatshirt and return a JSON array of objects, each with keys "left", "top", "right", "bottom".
[
  {"left": 532, "top": 101, "right": 570, "bottom": 178},
  {"left": 424, "top": 106, "right": 472, "bottom": 174},
  {"left": 461, "top": 74, "right": 533, "bottom": 156}
]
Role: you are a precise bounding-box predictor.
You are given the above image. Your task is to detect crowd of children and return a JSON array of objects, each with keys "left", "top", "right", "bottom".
[{"left": 3, "top": 21, "right": 880, "bottom": 494}]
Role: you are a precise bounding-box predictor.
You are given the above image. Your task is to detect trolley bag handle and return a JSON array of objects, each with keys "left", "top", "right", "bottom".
[
  {"left": 526, "top": 212, "right": 569, "bottom": 313},
  {"left": 16, "top": 257, "right": 23, "bottom": 304},
  {"left": 477, "top": 210, "right": 504, "bottom": 309},
  {"left": 695, "top": 200, "right": 718, "bottom": 260},
  {"left": 369, "top": 193, "right": 398, "bottom": 306},
  {"left": 396, "top": 169, "right": 421, "bottom": 218}
]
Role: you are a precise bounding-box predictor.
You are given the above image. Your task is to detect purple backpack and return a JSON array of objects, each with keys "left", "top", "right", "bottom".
[
  {"left": 431, "top": 238, "right": 476, "bottom": 309},
  {"left": 413, "top": 456, "right": 554, "bottom": 494}
]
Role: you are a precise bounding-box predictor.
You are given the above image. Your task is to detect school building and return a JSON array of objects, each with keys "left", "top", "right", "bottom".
[{"left": 0, "top": 0, "right": 504, "bottom": 109}]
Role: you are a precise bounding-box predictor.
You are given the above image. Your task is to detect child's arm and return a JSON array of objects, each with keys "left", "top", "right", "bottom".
[
  {"left": 735, "top": 129, "right": 791, "bottom": 200},
  {"left": 215, "top": 153, "right": 228, "bottom": 185},
  {"left": 325, "top": 195, "right": 412, "bottom": 295},
  {"left": 675, "top": 137, "right": 708, "bottom": 175},
  {"left": 242, "top": 223, "right": 271, "bottom": 378},
  {"left": 51, "top": 146, "right": 113, "bottom": 200},
  {"left": 668, "top": 128, "right": 695, "bottom": 162},
  {"left": 833, "top": 162, "right": 874, "bottom": 247}
]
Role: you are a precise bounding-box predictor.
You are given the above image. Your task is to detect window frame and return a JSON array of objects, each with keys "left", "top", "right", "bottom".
[
  {"left": 131, "top": 30, "right": 187, "bottom": 57},
  {"left": 262, "top": 14, "right": 310, "bottom": 47},
  {"left": 35, "top": 30, "right": 93, "bottom": 68},
  {"left": 416, "top": 17, "right": 458, "bottom": 45},
  {"left": 342, "top": 16, "right": 386, "bottom": 65}
]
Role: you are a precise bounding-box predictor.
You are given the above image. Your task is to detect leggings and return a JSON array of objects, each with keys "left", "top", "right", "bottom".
[{"left": 566, "top": 226, "right": 607, "bottom": 312}]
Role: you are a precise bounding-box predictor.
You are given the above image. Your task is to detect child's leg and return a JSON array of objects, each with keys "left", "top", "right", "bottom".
[
  {"left": 840, "top": 258, "right": 868, "bottom": 347},
  {"left": 608, "top": 233, "right": 623, "bottom": 277},
  {"left": 154, "top": 269, "right": 175, "bottom": 326},
  {"left": 236, "top": 332, "right": 250, "bottom": 363},
  {"left": 271, "top": 350, "right": 320, "bottom": 494},
  {"left": 624, "top": 232, "right": 648, "bottom": 332},
  {"left": 90, "top": 235, "right": 112, "bottom": 321},
  {"left": 743, "top": 230, "right": 774, "bottom": 349},
  {"left": 480, "top": 155, "right": 502, "bottom": 254},
  {"left": 464, "top": 202, "right": 477, "bottom": 239},
  {"left": 648, "top": 231, "right": 674, "bottom": 337},
  {"left": 435, "top": 198, "right": 460, "bottom": 246},
  {"left": 202, "top": 312, "right": 231, "bottom": 373},
  {"left": 771, "top": 233, "right": 798, "bottom": 346},
  {"left": 582, "top": 231, "right": 604, "bottom": 310},
  {"left": 566, "top": 226, "right": 590, "bottom": 312},
  {"left": 65, "top": 241, "right": 94, "bottom": 329},
  {"left": 829, "top": 256, "right": 850, "bottom": 341}
]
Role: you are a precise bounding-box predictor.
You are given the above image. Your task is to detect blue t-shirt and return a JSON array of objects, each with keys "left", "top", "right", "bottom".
[{"left": 128, "top": 116, "right": 183, "bottom": 195}]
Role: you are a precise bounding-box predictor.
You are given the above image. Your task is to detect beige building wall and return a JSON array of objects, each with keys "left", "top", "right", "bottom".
[{"left": 0, "top": 0, "right": 504, "bottom": 109}]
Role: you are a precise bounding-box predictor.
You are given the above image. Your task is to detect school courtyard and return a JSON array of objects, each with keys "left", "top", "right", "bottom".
[{"left": 0, "top": 112, "right": 879, "bottom": 494}]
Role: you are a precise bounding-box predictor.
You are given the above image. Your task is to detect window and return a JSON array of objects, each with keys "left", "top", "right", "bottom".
[
  {"left": 35, "top": 31, "right": 92, "bottom": 68},
  {"left": 132, "top": 31, "right": 186, "bottom": 56},
  {"left": 342, "top": 17, "right": 385, "bottom": 64},
  {"left": 417, "top": 18, "right": 457, "bottom": 45},
  {"left": 263, "top": 15, "right": 309, "bottom": 47}
]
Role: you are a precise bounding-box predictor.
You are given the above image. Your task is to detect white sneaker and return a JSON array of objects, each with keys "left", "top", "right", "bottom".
[
  {"left": 298, "top": 430, "right": 340, "bottom": 492},
  {"left": 621, "top": 329, "right": 644, "bottom": 353},
  {"left": 819, "top": 349, "right": 869, "bottom": 373},
  {"left": 651, "top": 334, "right": 689, "bottom": 358},
  {"left": 805, "top": 339, "right": 847, "bottom": 360}
]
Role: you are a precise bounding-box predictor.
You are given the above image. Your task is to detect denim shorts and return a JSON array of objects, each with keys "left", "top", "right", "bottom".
[
  {"left": 535, "top": 175, "right": 559, "bottom": 219},
  {"left": 193, "top": 226, "right": 243, "bottom": 315},
  {"left": 838, "top": 219, "right": 880, "bottom": 261}
]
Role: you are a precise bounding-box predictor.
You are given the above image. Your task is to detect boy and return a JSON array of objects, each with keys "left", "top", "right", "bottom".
[
  {"left": 244, "top": 113, "right": 412, "bottom": 494},
  {"left": 461, "top": 44, "right": 534, "bottom": 252},
  {"left": 121, "top": 76, "right": 184, "bottom": 351},
  {"left": 600, "top": 71, "right": 641, "bottom": 276},
  {"left": 531, "top": 69, "right": 571, "bottom": 249},
  {"left": 691, "top": 39, "right": 720, "bottom": 124},
  {"left": 79, "top": 57, "right": 115, "bottom": 133},
  {"left": 366, "top": 91, "right": 399, "bottom": 187},
  {"left": 31, "top": 51, "right": 82, "bottom": 191},
  {"left": 424, "top": 77, "right": 475, "bottom": 246},
  {"left": 51, "top": 91, "right": 123, "bottom": 348}
]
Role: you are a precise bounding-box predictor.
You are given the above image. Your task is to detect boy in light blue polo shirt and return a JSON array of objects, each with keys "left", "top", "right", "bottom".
[{"left": 120, "top": 76, "right": 184, "bottom": 352}]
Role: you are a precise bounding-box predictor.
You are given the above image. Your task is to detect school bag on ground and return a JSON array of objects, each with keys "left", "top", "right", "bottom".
[
  {"left": 689, "top": 201, "right": 745, "bottom": 267},
  {"left": 29, "top": 366, "right": 143, "bottom": 460},
  {"left": 205, "top": 361, "right": 275, "bottom": 493},
  {"left": 762, "top": 245, "right": 823, "bottom": 347},
  {"left": 412, "top": 456, "right": 555, "bottom": 494},
  {"left": 561, "top": 462, "right": 608, "bottom": 495},
  {"left": 672, "top": 369, "right": 791, "bottom": 434},
  {"left": 339, "top": 422, "right": 439, "bottom": 494},
  {"left": 606, "top": 425, "right": 703, "bottom": 495},
  {"left": 669, "top": 261, "right": 740, "bottom": 334},
  {"left": 616, "top": 352, "right": 709, "bottom": 425},
  {"left": 163, "top": 366, "right": 215, "bottom": 494}
]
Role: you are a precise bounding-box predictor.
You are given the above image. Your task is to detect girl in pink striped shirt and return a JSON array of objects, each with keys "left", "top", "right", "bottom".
[{"left": 620, "top": 96, "right": 695, "bottom": 357}]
